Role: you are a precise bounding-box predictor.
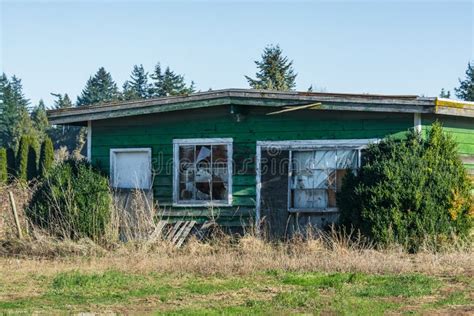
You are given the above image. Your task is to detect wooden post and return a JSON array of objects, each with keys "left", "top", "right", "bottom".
[{"left": 8, "top": 191, "right": 23, "bottom": 239}]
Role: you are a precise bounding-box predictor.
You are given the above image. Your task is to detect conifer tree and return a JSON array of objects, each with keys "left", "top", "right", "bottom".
[
  {"left": 31, "top": 99, "right": 49, "bottom": 142},
  {"left": 16, "top": 135, "right": 29, "bottom": 181},
  {"left": 0, "top": 148, "right": 7, "bottom": 184},
  {"left": 122, "top": 64, "right": 152, "bottom": 100},
  {"left": 0, "top": 74, "right": 32, "bottom": 149},
  {"left": 151, "top": 63, "right": 195, "bottom": 97},
  {"left": 6, "top": 147, "right": 15, "bottom": 181},
  {"left": 439, "top": 88, "right": 451, "bottom": 98},
  {"left": 51, "top": 93, "right": 73, "bottom": 109},
  {"left": 50, "top": 93, "right": 82, "bottom": 155},
  {"left": 77, "top": 67, "right": 120, "bottom": 106},
  {"left": 27, "top": 138, "right": 39, "bottom": 181},
  {"left": 39, "top": 136, "right": 54, "bottom": 178},
  {"left": 245, "top": 44, "right": 297, "bottom": 91},
  {"left": 454, "top": 62, "right": 474, "bottom": 101}
]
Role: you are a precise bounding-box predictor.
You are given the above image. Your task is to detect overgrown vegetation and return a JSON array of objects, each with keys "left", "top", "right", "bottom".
[
  {"left": 338, "top": 123, "right": 473, "bottom": 252},
  {"left": 28, "top": 159, "right": 112, "bottom": 241},
  {"left": 38, "top": 136, "right": 54, "bottom": 178},
  {"left": 0, "top": 148, "right": 6, "bottom": 184},
  {"left": 0, "top": 235, "right": 472, "bottom": 314}
]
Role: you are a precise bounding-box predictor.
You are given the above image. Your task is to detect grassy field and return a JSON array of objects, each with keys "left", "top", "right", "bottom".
[
  {"left": 0, "top": 236, "right": 473, "bottom": 315},
  {"left": 0, "top": 266, "right": 472, "bottom": 314}
]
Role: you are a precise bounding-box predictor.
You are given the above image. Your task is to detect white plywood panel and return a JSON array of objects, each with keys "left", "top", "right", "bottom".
[{"left": 112, "top": 149, "right": 151, "bottom": 189}]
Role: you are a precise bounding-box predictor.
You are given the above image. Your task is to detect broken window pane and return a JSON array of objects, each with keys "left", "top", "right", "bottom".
[
  {"left": 291, "top": 148, "right": 358, "bottom": 210},
  {"left": 177, "top": 143, "right": 230, "bottom": 204},
  {"left": 212, "top": 145, "right": 228, "bottom": 164},
  {"left": 337, "top": 150, "right": 358, "bottom": 169}
]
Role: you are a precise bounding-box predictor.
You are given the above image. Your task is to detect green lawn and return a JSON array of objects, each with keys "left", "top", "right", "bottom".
[{"left": 1, "top": 269, "right": 472, "bottom": 315}]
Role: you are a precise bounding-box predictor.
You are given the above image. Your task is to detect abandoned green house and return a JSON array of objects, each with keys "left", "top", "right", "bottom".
[{"left": 48, "top": 89, "right": 474, "bottom": 237}]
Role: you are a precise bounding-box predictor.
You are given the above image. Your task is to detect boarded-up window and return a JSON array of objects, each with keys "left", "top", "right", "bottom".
[
  {"left": 174, "top": 139, "right": 232, "bottom": 205},
  {"left": 111, "top": 148, "right": 152, "bottom": 189},
  {"left": 290, "top": 149, "right": 358, "bottom": 210}
]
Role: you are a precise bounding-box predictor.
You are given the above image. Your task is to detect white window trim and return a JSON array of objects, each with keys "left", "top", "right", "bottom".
[
  {"left": 255, "top": 139, "right": 379, "bottom": 225},
  {"left": 173, "top": 138, "right": 233, "bottom": 207},
  {"left": 110, "top": 148, "right": 152, "bottom": 190}
]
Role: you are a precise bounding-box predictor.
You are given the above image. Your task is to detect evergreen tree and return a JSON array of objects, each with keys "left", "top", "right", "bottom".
[
  {"left": 27, "top": 138, "right": 39, "bottom": 180},
  {"left": 50, "top": 93, "right": 82, "bottom": 155},
  {"left": 77, "top": 67, "right": 120, "bottom": 106},
  {"left": 16, "top": 135, "right": 29, "bottom": 181},
  {"left": 439, "top": 88, "right": 451, "bottom": 98},
  {"left": 39, "top": 136, "right": 54, "bottom": 178},
  {"left": 31, "top": 99, "right": 49, "bottom": 142},
  {"left": 245, "top": 44, "right": 297, "bottom": 91},
  {"left": 51, "top": 93, "right": 73, "bottom": 109},
  {"left": 0, "top": 74, "right": 32, "bottom": 149},
  {"left": 151, "top": 63, "right": 195, "bottom": 97},
  {"left": 0, "top": 148, "right": 7, "bottom": 184},
  {"left": 6, "top": 147, "right": 15, "bottom": 181},
  {"left": 122, "top": 64, "right": 152, "bottom": 100},
  {"left": 454, "top": 62, "right": 474, "bottom": 101}
]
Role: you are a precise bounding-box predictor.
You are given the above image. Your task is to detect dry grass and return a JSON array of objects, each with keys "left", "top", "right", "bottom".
[
  {"left": 1, "top": 186, "right": 473, "bottom": 314},
  {"left": 0, "top": 233, "right": 472, "bottom": 279},
  {"left": 1, "top": 182, "right": 473, "bottom": 278},
  {"left": 0, "top": 181, "right": 33, "bottom": 240}
]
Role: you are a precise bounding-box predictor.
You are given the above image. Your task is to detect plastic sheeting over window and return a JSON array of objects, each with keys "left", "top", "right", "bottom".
[{"left": 290, "top": 149, "right": 358, "bottom": 210}]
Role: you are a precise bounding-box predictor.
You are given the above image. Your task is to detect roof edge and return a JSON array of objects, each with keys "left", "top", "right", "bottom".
[{"left": 47, "top": 88, "right": 442, "bottom": 125}]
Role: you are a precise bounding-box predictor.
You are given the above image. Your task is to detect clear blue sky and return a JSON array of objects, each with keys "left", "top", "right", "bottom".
[{"left": 1, "top": 0, "right": 473, "bottom": 108}]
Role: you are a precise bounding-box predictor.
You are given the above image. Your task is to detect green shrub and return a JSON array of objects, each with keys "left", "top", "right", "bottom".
[
  {"left": 27, "top": 138, "right": 39, "bottom": 181},
  {"left": 39, "top": 136, "right": 54, "bottom": 178},
  {"left": 338, "top": 123, "right": 473, "bottom": 252},
  {"left": 0, "top": 148, "right": 7, "bottom": 184},
  {"left": 16, "top": 135, "right": 29, "bottom": 181},
  {"left": 15, "top": 135, "right": 39, "bottom": 181},
  {"left": 6, "top": 147, "right": 16, "bottom": 181},
  {"left": 28, "top": 159, "right": 112, "bottom": 241}
]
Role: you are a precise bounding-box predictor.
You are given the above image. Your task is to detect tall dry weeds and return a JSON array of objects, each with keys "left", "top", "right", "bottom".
[{"left": 1, "top": 183, "right": 473, "bottom": 279}]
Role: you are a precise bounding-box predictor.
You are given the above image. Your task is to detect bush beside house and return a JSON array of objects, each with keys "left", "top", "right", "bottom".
[
  {"left": 338, "top": 123, "right": 473, "bottom": 251},
  {"left": 28, "top": 159, "right": 112, "bottom": 242}
]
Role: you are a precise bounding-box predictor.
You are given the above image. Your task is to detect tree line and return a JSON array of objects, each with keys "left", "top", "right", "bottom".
[{"left": 0, "top": 44, "right": 473, "bottom": 185}]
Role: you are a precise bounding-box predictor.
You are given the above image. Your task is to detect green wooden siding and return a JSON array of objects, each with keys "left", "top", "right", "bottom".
[
  {"left": 422, "top": 114, "right": 474, "bottom": 181},
  {"left": 91, "top": 105, "right": 415, "bottom": 226}
]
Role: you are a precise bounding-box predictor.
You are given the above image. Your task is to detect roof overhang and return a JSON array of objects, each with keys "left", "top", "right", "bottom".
[{"left": 47, "top": 89, "right": 474, "bottom": 125}]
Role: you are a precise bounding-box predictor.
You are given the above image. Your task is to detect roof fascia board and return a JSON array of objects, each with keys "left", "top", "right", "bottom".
[
  {"left": 435, "top": 106, "right": 474, "bottom": 118},
  {"left": 49, "top": 97, "right": 232, "bottom": 124}
]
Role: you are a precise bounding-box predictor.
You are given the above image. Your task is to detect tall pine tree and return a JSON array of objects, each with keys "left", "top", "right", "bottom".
[
  {"left": 77, "top": 67, "right": 120, "bottom": 106},
  {"left": 31, "top": 99, "right": 49, "bottom": 143},
  {"left": 122, "top": 64, "right": 153, "bottom": 100},
  {"left": 454, "top": 62, "right": 474, "bottom": 101},
  {"left": 0, "top": 74, "right": 32, "bottom": 149},
  {"left": 151, "top": 63, "right": 195, "bottom": 97},
  {"left": 245, "top": 44, "right": 297, "bottom": 91}
]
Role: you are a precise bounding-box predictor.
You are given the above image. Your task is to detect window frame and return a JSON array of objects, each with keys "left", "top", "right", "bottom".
[
  {"left": 173, "top": 138, "right": 233, "bottom": 207},
  {"left": 110, "top": 148, "right": 152, "bottom": 190},
  {"left": 288, "top": 147, "right": 361, "bottom": 213},
  {"left": 255, "top": 139, "right": 378, "bottom": 221}
]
